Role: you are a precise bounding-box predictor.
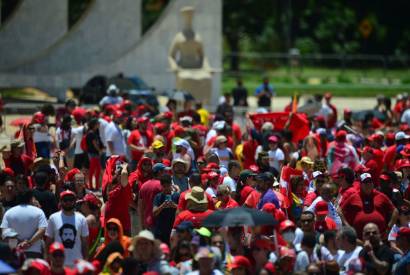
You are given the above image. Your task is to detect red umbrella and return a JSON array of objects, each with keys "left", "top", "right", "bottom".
[{"left": 9, "top": 117, "right": 31, "bottom": 127}]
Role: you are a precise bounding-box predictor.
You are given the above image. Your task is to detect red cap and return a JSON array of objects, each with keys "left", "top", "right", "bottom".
[
  {"left": 344, "top": 108, "right": 352, "bottom": 115},
  {"left": 206, "top": 163, "right": 220, "bottom": 170},
  {"left": 160, "top": 243, "right": 170, "bottom": 255},
  {"left": 163, "top": 111, "right": 173, "bottom": 119},
  {"left": 397, "top": 227, "right": 410, "bottom": 238},
  {"left": 396, "top": 159, "right": 410, "bottom": 170},
  {"left": 316, "top": 115, "right": 325, "bottom": 122},
  {"left": 60, "top": 190, "right": 76, "bottom": 199},
  {"left": 72, "top": 107, "right": 86, "bottom": 124},
  {"left": 336, "top": 130, "right": 347, "bottom": 141},
  {"left": 315, "top": 200, "right": 329, "bottom": 216},
  {"left": 77, "top": 193, "right": 101, "bottom": 208},
  {"left": 32, "top": 112, "right": 45, "bottom": 124},
  {"left": 263, "top": 262, "right": 276, "bottom": 273},
  {"left": 262, "top": 202, "right": 277, "bottom": 213},
  {"left": 379, "top": 174, "right": 390, "bottom": 181},
  {"left": 137, "top": 116, "right": 149, "bottom": 123},
  {"left": 386, "top": 132, "right": 395, "bottom": 141},
  {"left": 154, "top": 122, "right": 167, "bottom": 132},
  {"left": 279, "top": 220, "right": 296, "bottom": 232},
  {"left": 268, "top": 135, "right": 279, "bottom": 143},
  {"left": 64, "top": 168, "right": 81, "bottom": 182},
  {"left": 354, "top": 164, "right": 370, "bottom": 174},
  {"left": 2, "top": 168, "right": 15, "bottom": 177},
  {"left": 228, "top": 255, "right": 251, "bottom": 270},
  {"left": 112, "top": 110, "right": 123, "bottom": 119},
  {"left": 249, "top": 164, "right": 260, "bottom": 173},
  {"left": 208, "top": 171, "right": 219, "bottom": 179},
  {"left": 49, "top": 242, "right": 65, "bottom": 254},
  {"left": 362, "top": 146, "right": 374, "bottom": 155}
]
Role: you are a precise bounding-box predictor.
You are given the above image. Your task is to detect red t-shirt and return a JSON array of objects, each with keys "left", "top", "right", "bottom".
[
  {"left": 128, "top": 129, "right": 153, "bottom": 162},
  {"left": 139, "top": 179, "right": 162, "bottom": 228},
  {"left": 173, "top": 209, "right": 214, "bottom": 228},
  {"left": 383, "top": 145, "right": 397, "bottom": 171},
  {"left": 244, "top": 191, "right": 261, "bottom": 208},
  {"left": 231, "top": 123, "right": 242, "bottom": 142},
  {"left": 338, "top": 186, "right": 358, "bottom": 206},
  {"left": 177, "top": 189, "right": 215, "bottom": 211},
  {"left": 104, "top": 184, "right": 132, "bottom": 232},
  {"left": 315, "top": 216, "right": 337, "bottom": 232},
  {"left": 341, "top": 189, "right": 395, "bottom": 237},
  {"left": 365, "top": 159, "right": 381, "bottom": 186},
  {"left": 218, "top": 197, "right": 239, "bottom": 209}
]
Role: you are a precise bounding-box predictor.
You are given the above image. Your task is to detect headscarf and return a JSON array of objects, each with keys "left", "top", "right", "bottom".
[
  {"left": 128, "top": 157, "right": 153, "bottom": 190},
  {"left": 95, "top": 218, "right": 131, "bottom": 258},
  {"left": 17, "top": 123, "right": 36, "bottom": 159},
  {"left": 102, "top": 155, "right": 126, "bottom": 195},
  {"left": 64, "top": 168, "right": 81, "bottom": 182}
]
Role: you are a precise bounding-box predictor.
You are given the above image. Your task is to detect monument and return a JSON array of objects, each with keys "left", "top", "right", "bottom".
[{"left": 168, "top": 6, "right": 218, "bottom": 104}]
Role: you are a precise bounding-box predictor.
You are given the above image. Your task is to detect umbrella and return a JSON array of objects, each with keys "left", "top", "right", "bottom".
[
  {"left": 202, "top": 207, "right": 277, "bottom": 227},
  {"left": 0, "top": 260, "right": 15, "bottom": 274},
  {"left": 352, "top": 109, "right": 386, "bottom": 121},
  {"left": 9, "top": 117, "right": 31, "bottom": 127}
]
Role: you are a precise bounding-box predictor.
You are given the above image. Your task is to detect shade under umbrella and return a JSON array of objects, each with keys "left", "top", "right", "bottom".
[{"left": 202, "top": 207, "right": 277, "bottom": 227}]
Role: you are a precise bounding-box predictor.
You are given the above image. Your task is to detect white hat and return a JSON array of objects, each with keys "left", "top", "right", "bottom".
[
  {"left": 395, "top": 131, "right": 409, "bottom": 141},
  {"left": 174, "top": 139, "right": 190, "bottom": 149},
  {"left": 107, "top": 84, "right": 120, "bottom": 95},
  {"left": 213, "top": 121, "right": 226, "bottom": 131},
  {"left": 360, "top": 173, "right": 372, "bottom": 182},
  {"left": 312, "top": 171, "right": 323, "bottom": 179},
  {"left": 129, "top": 230, "right": 159, "bottom": 252}
]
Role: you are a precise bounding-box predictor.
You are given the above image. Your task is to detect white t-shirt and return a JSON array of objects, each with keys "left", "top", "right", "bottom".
[
  {"left": 98, "top": 118, "right": 109, "bottom": 147},
  {"left": 71, "top": 126, "right": 85, "bottom": 154},
  {"left": 268, "top": 148, "right": 284, "bottom": 172},
  {"left": 336, "top": 246, "right": 363, "bottom": 274},
  {"left": 294, "top": 245, "right": 334, "bottom": 272},
  {"left": 211, "top": 148, "right": 232, "bottom": 168},
  {"left": 56, "top": 128, "right": 72, "bottom": 146},
  {"left": 46, "top": 211, "right": 89, "bottom": 267},
  {"left": 401, "top": 109, "right": 410, "bottom": 126},
  {"left": 1, "top": 204, "right": 48, "bottom": 254},
  {"left": 105, "top": 122, "right": 126, "bottom": 157},
  {"left": 307, "top": 196, "right": 342, "bottom": 228},
  {"left": 222, "top": 176, "right": 237, "bottom": 192},
  {"left": 206, "top": 186, "right": 217, "bottom": 198}
]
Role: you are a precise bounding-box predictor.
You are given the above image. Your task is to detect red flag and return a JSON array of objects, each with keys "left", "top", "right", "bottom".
[{"left": 249, "top": 112, "right": 310, "bottom": 143}]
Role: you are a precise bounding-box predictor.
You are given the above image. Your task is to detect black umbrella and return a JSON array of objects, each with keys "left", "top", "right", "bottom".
[{"left": 202, "top": 207, "right": 277, "bottom": 227}]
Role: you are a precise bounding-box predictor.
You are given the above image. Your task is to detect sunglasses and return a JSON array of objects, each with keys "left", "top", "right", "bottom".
[
  {"left": 52, "top": 252, "right": 64, "bottom": 258},
  {"left": 364, "top": 231, "right": 378, "bottom": 236},
  {"left": 212, "top": 241, "right": 224, "bottom": 245},
  {"left": 62, "top": 197, "right": 75, "bottom": 203},
  {"left": 28, "top": 127, "right": 35, "bottom": 131},
  {"left": 107, "top": 226, "right": 118, "bottom": 232}
]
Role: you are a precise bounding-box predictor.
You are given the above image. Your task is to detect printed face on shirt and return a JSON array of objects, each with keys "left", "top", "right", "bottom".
[{"left": 59, "top": 223, "right": 77, "bottom": 249}]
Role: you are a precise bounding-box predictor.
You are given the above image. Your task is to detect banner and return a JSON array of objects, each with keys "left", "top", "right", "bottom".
[{"left": 249, "top": 112, "right": 310, "bottom": 143}]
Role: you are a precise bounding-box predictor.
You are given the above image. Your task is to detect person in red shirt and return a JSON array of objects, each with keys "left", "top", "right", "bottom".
[
  {"left": 334, "top": 167, "right": 357, "bottom": 207},
  {"left": 128, "top": 117, "right": 153, "bottom": 170},
  {"left": 173, "top": 186, "right": 213, "bottom": 229},
  {"left": 314, "top": 200, "right": 337, "bottom": 233},
  {"left": 324, "top": 92, "right": 338, "bottom": 128},
  {"left": 138, "top": 163, "right": 170, "bottom": 230},
  {"left": 3, "top": 140, "right": 33, "bottom": 176},
  {"left": 215, "top": 185, "right": 239, "bottom": 209},
  {"left": 362, "top": 146, "right": 381, "bottom": 186},
  {"left": 340, "top": 173, "right": 399, "bottom": 238},
  {"left": 103, "top": 160, "right": 132, "bottom": 236},
  {"left": 383, "top": 131, "right": 408, "bottom": 171},
  {"left": 48, "top": 242, "right": 74, "bottom": 275},
  {"left": 177, "top": 173, "right": 215, "bottom": 213},
  {"left": 242, "top": 130, "right": 260, "bottom": 169}
]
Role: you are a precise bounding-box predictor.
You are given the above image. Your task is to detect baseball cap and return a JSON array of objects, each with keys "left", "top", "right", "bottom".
[
  {"left": 268, "top": 135, "right": 279, "bottom": 143},
  {"left": 397, "top": 227, "right": 410, "bottom": 239},
  {"left": 279, "top": 220, "right": 296, "bottom": 232},
  {"left": 239, "top": 170, "right": 257, "bottom": 182},
  {"left": 60, "top": 190, "right": 76, "bottom": 199},
  {"left": 194, "top": 227, "right": 212, "bottom": 238},
  {"left": 77, "top": 193, "right": 102, "bottom": 208},
  {"left": 152, "top": 163, "right": 171, "bottom": 173},
  {"left": 195, "top": 247, "right": 214, "bottom": 260},
  {"left": 228, "top": 255, "right": 251, "bottom": 270},
  {"left": 395, "top": 131, "right": 410, "bottom": 141},
  {"left": 336, "top": 130, "right": 347, "bottom": 141},
  {"left": 360, "top": 173, "right": 372, "bottom": 182},
  {"left": 312, "top": 171, "right": 323, "bottom": 179},
  {"left": 176, "top": 221, "right": 194, "bottom": 232},
  {"left": 49, "top": 242, "right": 65, "bottom": 254},
  {"left": 152, "top": 140, "right": 165, "bottom": 150},
  {"left": 315, "top": 200, "right": 329, "bottom": 216}
]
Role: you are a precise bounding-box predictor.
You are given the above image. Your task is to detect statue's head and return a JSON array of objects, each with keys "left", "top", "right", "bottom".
[{"left": 181, "top": 6, "right": 195, "bottom": 25}]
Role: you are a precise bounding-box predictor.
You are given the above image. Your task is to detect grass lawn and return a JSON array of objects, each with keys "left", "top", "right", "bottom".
[{"left": 223, "top": 66, "right": 410, "bottom": 97}]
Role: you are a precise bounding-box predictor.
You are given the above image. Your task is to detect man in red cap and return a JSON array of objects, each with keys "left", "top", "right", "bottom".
[
  {"left": 362, "top": 146, "right": 381, "bottom": 186},
  {"left": 383, "top": 131, "right": 409, "bottom": 171},
  {"left": 327, "top": 129, "right": 359, "bottom": 176},
  {"left": 251, "top": 239, "right": 274, "bottom": 273},
  {"left": 228, "top": 255, "right": 251, "bottom": 275},
  {"left": 48, "top": 242, "right": 73, "bottom": 274},
  {"left": 340, "top": 173, "right": 398, "bottom": 238},
  {"left": 314, "top": 200, "right": 337, "bottom": 233},
  {"left": 46, "top": 190, "right": 89, "bottom": 267}
]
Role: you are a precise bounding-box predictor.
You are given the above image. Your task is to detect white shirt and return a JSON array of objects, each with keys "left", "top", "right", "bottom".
[
  {"left": 46, "top": 211, "right": 89, "bottom": 267},
  {"left": 268, "top": 148, "right": 284, "bottom": 172},
  {"left": 336, "top": 246, "right": 363, "bottom": 274},
  {"left": 211, "top": 148, "right": 232, "bottom": 168},
  {"left": 71, "top": 126, "right": 85, "bottom": 154},
  {"left": 294, "top": 245, "right": 334, "bottom": 272},
  {"left": 56, "top": 128, "right": 72, "bottom": 146},
  {"left": 98, "top": 118, "right": 109, "bottom": 147},
  {"left": 1, "top": 204, "right": 48, "bottom": 254},
  {"left": 307, "top": 196, "right": 342, "bottom": 228},
  {"left": 105, "top": 122, "right": 126, "bottom": 157},
  {"left": 401, "top": 109, "right": 410, "bottom": 126}
]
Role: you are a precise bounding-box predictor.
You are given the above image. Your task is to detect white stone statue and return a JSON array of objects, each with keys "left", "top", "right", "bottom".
[{"left": 168, "top": 6, "right": 216, "bottom": 104}]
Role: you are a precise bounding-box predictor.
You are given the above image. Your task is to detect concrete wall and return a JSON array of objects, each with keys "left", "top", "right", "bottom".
[
  {"left": 0, "top": 0, "right": 67, "bottom": 70},
  {"left": 0, "top": 0, "right": 222, "bottom": 107},
  {"left": 9, "top": 0, "right": 141, "bottom": 74}
]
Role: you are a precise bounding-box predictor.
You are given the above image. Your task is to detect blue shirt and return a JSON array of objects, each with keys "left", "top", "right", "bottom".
[
  {"left": 257, "top": 189, "right": 280, "bottom": 209},
  {"left": 394, "top": 251, "right": 410, "bottom": 275},
  {"left": 255, "top": 83, "right": 275, "bottom": 96}
]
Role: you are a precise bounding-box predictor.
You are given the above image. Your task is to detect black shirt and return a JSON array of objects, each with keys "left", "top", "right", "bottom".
[
  {"left": 232, "top": 86, "right": 248, "bottom": 106},
  {"left": 33, "top": 188, "right": 58, "bottom": 218},
  {"left": 359, "top": 243, "right": 395, "bottom": 274},
  {"left": 86, "top": 131, "right": 102, "bottom": 155}
]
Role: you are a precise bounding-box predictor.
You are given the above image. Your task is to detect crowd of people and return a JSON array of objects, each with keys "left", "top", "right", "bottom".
[{"left": 1, "top": 82, "right": 410, "bottom": 275}]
